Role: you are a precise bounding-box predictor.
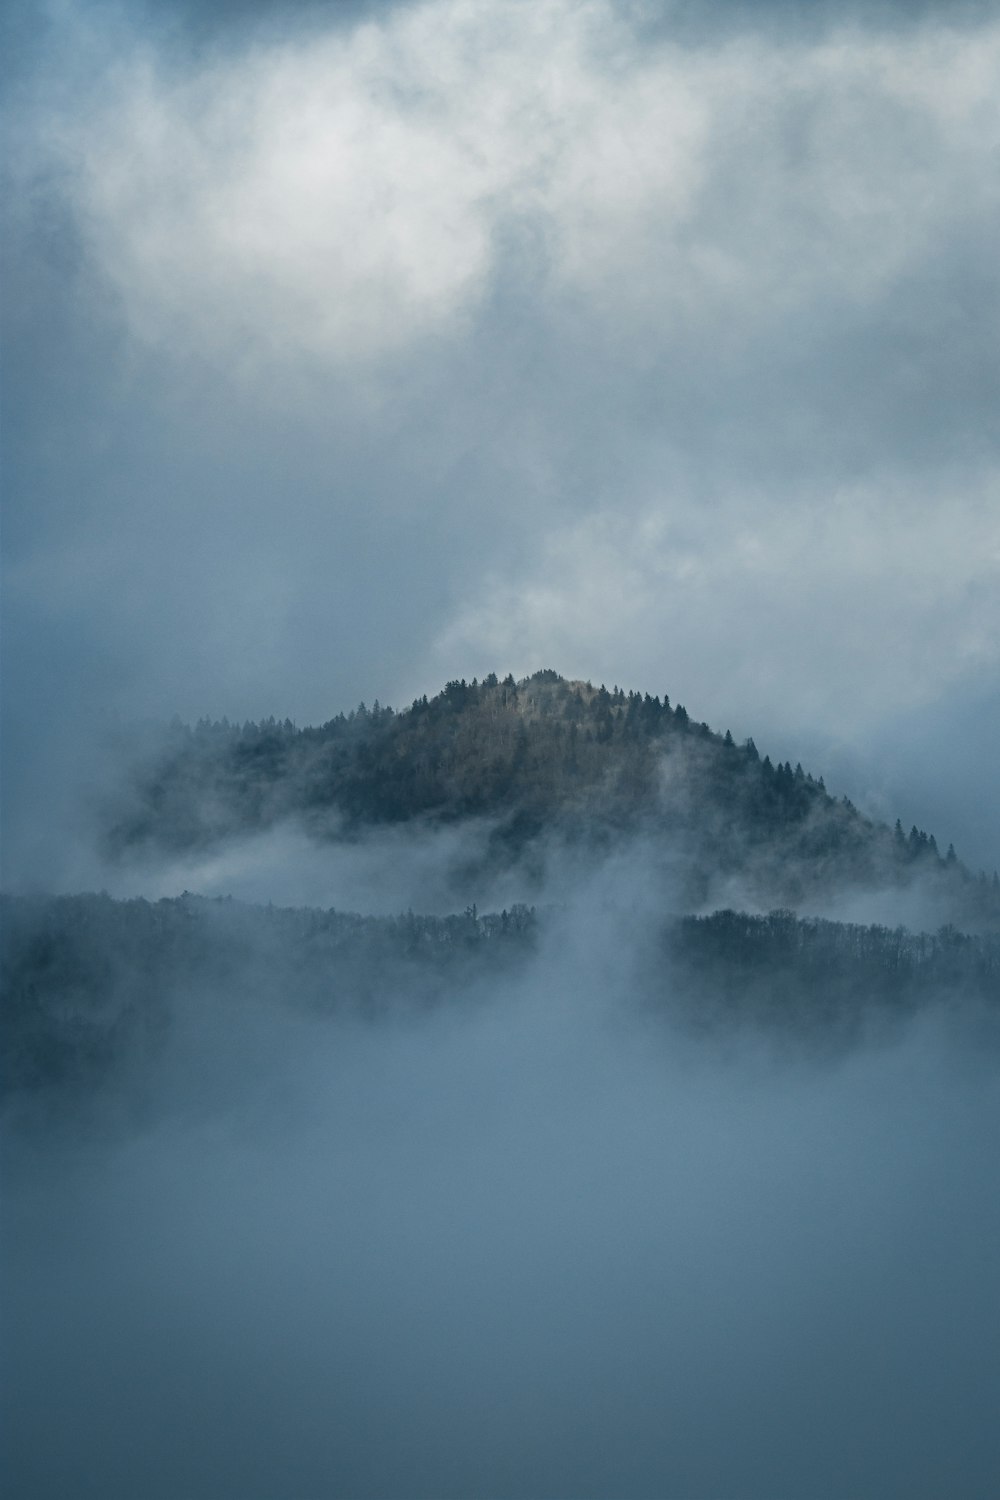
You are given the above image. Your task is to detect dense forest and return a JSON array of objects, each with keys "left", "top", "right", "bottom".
[
  {"left": 0, "top": 892, "right": 538, "bottom": 1100},
  {"left": 667, "top": 908, "right": 1000, "bottom": 1038},
  {"left": 4, "top": 892, "right": 997, "bottom": 1103},
  {"left": 4, "top": 670, "right": 999, "bottom": 1111},
  {"left": 108, "top": 670, "right": 1000, "bottom": 930}
]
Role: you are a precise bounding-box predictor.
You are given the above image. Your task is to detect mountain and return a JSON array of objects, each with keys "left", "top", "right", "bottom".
[
  {"left": 6, "top": 670, "right": 999, "bottom": 1107},
  {"left": 108, "top": 669, "right": 1000, "bottom": 932}
]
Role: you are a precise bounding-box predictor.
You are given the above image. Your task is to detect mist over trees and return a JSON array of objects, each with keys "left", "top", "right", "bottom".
[
  {"left": 3, "top": 890, "right": 998, "bottom": 1110},
  {"left": 4, "top": 669, "right": 1000, "bottom": 1500},
  {"left": 7, "top": 666, "right": 996, "bottom": 1112},
  {"left": 0, "top": 892, "right": 539, "bottom": 1102},
  {"left": 107, "top": 670, "right": 1000, "bottom": 931}
]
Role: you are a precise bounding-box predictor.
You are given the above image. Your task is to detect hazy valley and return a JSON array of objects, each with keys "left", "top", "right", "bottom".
[{"left": 4, "top": 671, "right": 999, "bottom": 1497}]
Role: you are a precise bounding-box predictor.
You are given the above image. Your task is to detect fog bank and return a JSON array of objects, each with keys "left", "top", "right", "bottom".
[{"left": 4, "top": 898, "right": 1000, "bottom": 1499}]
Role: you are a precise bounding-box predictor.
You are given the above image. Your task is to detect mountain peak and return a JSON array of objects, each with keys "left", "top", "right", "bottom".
[{"left": 104, "top": 670, "right": 1000, "bottom": 933}]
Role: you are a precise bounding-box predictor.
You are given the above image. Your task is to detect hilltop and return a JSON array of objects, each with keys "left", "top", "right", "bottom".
[{"left": 108, "top": 670, "right": 1000, "bottom": 931}]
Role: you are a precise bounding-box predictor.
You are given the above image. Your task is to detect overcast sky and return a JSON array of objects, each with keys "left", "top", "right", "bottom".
[{"left": 3, "top": 0, "right": 999, "bottom": 874}]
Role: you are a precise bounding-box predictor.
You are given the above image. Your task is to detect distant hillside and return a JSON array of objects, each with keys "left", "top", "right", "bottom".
[
  {"left": 3, "top": 892, "right": 997, "bottom": 1101},
  {"left": 107, "top": 670, "right": 1000, "bottom": 930},
  {"left": 0, "top": 891, "right": 538, "bottom": 1099}
]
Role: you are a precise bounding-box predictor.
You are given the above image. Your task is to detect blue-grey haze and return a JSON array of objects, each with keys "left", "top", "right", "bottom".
[
  {"left": 4, "top": 879, "right": 1000, "bottom": 1499},
  {"left": 2, "top": 4, "right": 1000, "bottom": 1496}
]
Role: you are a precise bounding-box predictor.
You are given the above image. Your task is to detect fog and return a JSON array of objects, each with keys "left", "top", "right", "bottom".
[
  {"left": 8, "top": 781, "right": 972, "bottom": 945},
  {"left": 4, "top": 0, "right": 1000, "bottom": 1492},
  {"left": 4, "top": 847, "right": 1000, "bottom": 1500}
]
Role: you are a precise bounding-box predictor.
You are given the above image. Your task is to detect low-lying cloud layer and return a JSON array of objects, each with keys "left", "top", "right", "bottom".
[{"left": 4, "top": 882, "right": 1000, "bottom": 1499}]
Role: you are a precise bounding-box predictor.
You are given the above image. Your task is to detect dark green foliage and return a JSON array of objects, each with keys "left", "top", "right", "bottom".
[
  {"left": 105, "top": 672, "right": 1000, "bottom": 930},
  {"left": 0, "top": 893, "right": 539, "bottom": 1100},
  {"left": 666, "top": 909, "right": 1000, "bottom": 1037},
  {"left": 3, "top": 893, "right": 996, "bottom": 1104},
  {"left": 109, "top": 673, "right": 806, "bottom": 848}
]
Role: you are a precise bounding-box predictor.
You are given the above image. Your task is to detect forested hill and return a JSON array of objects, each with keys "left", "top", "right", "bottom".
[{"left": 109, "top": 670, "right": 1000, "bottom": 929}]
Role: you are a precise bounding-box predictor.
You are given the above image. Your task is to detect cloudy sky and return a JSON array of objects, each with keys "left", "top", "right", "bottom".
[{"left": 3, "top": 0, "right": 999, "bottom": 874}]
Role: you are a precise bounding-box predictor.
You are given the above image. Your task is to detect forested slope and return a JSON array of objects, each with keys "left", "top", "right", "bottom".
[
  {"left": 3, "top": 893, "right": 997, "bottom": 1103},
  {"left": 107, "top": 671, "right": 1000, "bottom": 930}
]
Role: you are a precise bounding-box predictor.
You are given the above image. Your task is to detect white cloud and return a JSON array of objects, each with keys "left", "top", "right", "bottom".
[
  {"left": 429, "top": 468, "right": 1000, "bottom": 737},
  {"left": 51, "top": 1, "right": 1000, "bottom": 374},
  {"left": 8, "top": 0, "right": 999, "bottom": 792}
]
